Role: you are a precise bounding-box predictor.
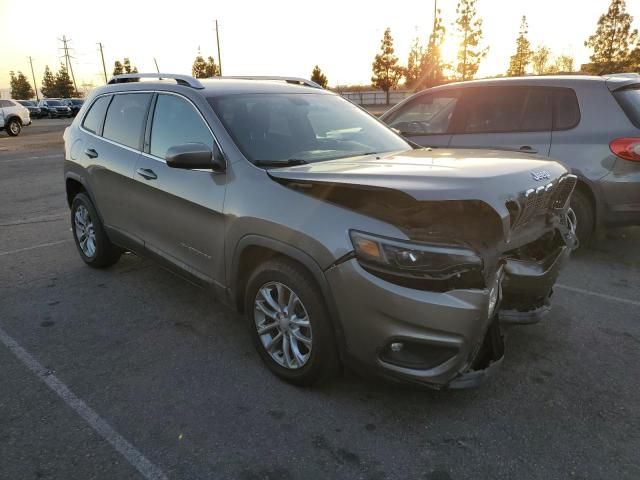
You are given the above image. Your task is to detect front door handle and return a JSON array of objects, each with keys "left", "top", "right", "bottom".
[
  {"left": 519, "top": 145, "right": 538, "bottom": 154},
  {"left": 136, "top": 168, "right": 157, "bottom": 180},
  {"left": 84, "top": 148, "right": 98, "bottom": 159}
]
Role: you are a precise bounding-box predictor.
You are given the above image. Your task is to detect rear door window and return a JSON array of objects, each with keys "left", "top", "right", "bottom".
[
  {"left": 613, "top": 85, "right": 640, "bottom": 129},
  {"left": 460, "top": 87, "right": 552, "bottom": 133},
  {"left": 102, "top": 93, "right": 152, "bottom": 150},
  {"left": 82, "top": 96, "right": 111, "bottom": 135},
  {"left": 552, "top": 88, "right": 580, "bottom": 130}
]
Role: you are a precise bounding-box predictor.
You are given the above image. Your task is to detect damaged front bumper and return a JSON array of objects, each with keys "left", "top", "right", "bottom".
[{"left": 325, "top": 258, "right": 504, "bottom": 389}]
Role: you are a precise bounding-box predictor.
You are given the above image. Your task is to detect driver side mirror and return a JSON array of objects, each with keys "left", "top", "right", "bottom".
[{"left": 165, "top": 142, "right": 226, "bottom": 172}]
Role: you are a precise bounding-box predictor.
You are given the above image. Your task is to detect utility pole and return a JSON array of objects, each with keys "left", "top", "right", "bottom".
[
  {"left": 153, "top": 58, "right": 160, "bottom": 74},
  {"left": 97, "top": 42, "right": 108, "bottom": 83},
  {"left": 215, "top": 20, "right": 222, "bottom": 75},
  {"left": 59, "top": 35, "right": 78, "bottom": 94},
  {"left": 27, "top": 56, "right": 39, "bottom": 101}
]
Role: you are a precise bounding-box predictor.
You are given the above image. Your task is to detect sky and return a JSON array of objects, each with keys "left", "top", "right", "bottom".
[{"left": 1, "top": 0, "right": 638, "bottom": 93}]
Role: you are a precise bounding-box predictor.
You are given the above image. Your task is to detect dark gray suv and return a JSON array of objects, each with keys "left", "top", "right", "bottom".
[
  {"left": 381, "top": 74, "right": 640, "bottom": 244},
  {"left": 63, "top": 73, "right": 577, "bottom": 388}
]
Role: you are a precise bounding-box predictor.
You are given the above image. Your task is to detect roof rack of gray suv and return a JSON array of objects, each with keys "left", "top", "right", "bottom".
[
  {"left": 215, "top": 76, "right": 322, "bottom": 89},
  {"left": 107, "top": 73, "right": 205, "bottom": 89}
]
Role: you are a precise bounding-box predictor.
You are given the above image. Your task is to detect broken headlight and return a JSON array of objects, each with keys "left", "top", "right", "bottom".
[{"left": 349, "top": 230, "right": 484, "bottom": 289}]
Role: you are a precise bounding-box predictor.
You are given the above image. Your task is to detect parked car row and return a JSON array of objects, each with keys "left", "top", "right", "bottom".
[
  {"left": 380, "top": 74, "right": 640, "bottom": 244},
  {"left": 10, "top": 98, "right": 85, "bottom": 119},
  {"left": 1, "top": 97, "right": 84, "bottom": 136}
]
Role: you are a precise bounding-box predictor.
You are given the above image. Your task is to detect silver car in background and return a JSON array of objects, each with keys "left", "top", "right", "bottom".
[{"left": 381, "top": 74, "right": 640, "bottom": 244}]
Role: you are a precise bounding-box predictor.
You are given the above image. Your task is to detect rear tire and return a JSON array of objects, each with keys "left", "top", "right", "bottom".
[
  {"left": 570, "top": 188, "right": 595, "bottom": 247},
  {"left": 245, "top": 258, "right": 339, "bottom": 386},
  {"left": 70, "top": 193, "right": 121, "bottom": 268},
  {"left": 6, "top": 119, "right": 21, "bottom": 136}
]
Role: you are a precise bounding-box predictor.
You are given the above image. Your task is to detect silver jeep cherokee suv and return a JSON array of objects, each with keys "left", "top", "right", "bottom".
[{"left": 63, "top": 73, "right": 577, "bottom": 388}]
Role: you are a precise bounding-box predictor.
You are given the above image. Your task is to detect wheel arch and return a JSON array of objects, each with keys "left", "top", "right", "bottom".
[{"left": 230, "top": 235, "right": 346, "bottom": 357}]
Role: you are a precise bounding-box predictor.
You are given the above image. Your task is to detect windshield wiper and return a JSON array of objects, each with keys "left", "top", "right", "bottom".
[{"left": 254, "top": 159, "right": 308, "bottom": 168}]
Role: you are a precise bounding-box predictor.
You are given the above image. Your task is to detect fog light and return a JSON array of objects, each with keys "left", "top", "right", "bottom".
[{"left": 390, "top": 342, "right": 404, "bottom": 352}]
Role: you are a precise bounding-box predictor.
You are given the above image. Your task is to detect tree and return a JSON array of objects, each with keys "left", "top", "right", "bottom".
[
  {"left": 418, "top": 9, "right": 447, "bottom": 90},
  {"left": 123, "top": 58, "right": 138, "bottom": 74},
  {"left": 112, "top": 58, "right": 138, "bottom": 76},
  {"left": 584, "top": 0, "right": 638, "bottom": 74},
  {"left": 310, "top": 65, "right": 328, "bottom": 88},
  {"left": 41, "top": 66, "right": 57, "bottom": 98},
  {"left": 54, "top": 64, "right": 75, "bottom": 98},
  {"left": 113, "top": 60, "right": 124, "bottom": 76},
  {"left": 405, "top": 37, "right": 423, "bottom": 88},
  {"left": 531, "top": 45, "right": 551, "bottom": 75},
  {"left": 371, "top": 28, "right": 404, "bottom": 104},
  {"left": 455, "top": 0, "right": 487, "bottom": 80},
  {"left": 507, "top": 16, "right": 532, "bottom": 77},
  {"left": 554, "top": 54, "right": 575, "bottom": 73},
  {"left": 192, "top": 55, "right": 208, "bottom": 78},
  {"left": 204, "top": 56, "right": 220, "bottom": 77},
  {"left": 9, "top": 71, "right": 35, "bottom": 99}
]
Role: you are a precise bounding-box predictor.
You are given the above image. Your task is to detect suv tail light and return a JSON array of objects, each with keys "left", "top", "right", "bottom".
[{"left": 609, "top": 137, "right": 640, "bottom": 161}]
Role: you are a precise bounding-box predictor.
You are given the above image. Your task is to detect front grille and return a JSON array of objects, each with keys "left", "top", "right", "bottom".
[{"left": 510, "top": 174, "right": 577, "bottom": 229}]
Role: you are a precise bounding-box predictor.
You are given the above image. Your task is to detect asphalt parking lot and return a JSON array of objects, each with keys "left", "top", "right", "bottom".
[{"left": 1, "top": 120, "right": 639, "bottom": 480}]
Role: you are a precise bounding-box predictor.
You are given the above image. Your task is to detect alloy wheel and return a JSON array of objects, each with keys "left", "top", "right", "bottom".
[
  {"left": 254, "top": 281, "right": 313, "bottom": 369},
  {"left": 74, "top": 205, "right": 97, "bottom": 258}
]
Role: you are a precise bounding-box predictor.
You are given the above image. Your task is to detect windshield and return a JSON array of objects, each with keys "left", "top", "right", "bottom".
[
  {"left": 208, "top": 93, "right": 410, "bottom": 164},
  {"left": 18, "top": 100, "right": 34, "bottom": 106},
  {"left": 47, "top": 100, "right": 63, "bottom": 106},
  {"left": 71, "top": 99, "right": 84, "bottom": 105}
]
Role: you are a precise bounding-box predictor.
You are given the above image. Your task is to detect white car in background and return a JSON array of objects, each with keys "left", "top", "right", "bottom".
[{"left": 0, "top": 99, "right": 31, "bottom": 136}]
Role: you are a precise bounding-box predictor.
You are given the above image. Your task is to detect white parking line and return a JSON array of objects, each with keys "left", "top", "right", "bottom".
[
  {"left": 0, "top": 325, "right": 168, "bottom": 480},
  {"left": 0, "top": 239, "right": 72, "bottom": 257},
  {"left": 556, "top": 283, "right": 640, "bottom": 308}
]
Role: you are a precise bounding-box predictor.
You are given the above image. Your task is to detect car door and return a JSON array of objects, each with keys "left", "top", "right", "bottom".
[
  {"left": 133, "top": 93, "right": 226, "bottom": 286},
  {"left": 449, "top": 86, "right": 553, "bottom": 156},
  {"left": 0, "top": 101, "right": 6, "bottom": 126},
  {"left": 80, "top": 93, "right": 152, "bottom": 245},
  {"left": 381, "top": 90, "right": 461, "bottom": 147}
]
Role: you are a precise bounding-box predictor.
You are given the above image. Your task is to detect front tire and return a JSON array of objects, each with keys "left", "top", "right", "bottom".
[
  {"left": 570, "top": 189, "right": 595, "bottom": 247},
  {"left": 6, "top": 119, "right": 21, "bottom": 136},
  {"left": 245, "top": 258, "right": 339, "bottom": 386},
  {"left": 70, "top": 193, "right": 121, "bottom": 268}
]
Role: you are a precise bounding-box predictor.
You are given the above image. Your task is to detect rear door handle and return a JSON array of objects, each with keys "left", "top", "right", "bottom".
[
  {"left": 84, "top": 148, "right": 98, "bottom": 159},
  {"left": 136, "top": 167, "right": 158, "bottom": 180},
  {"left": 519, "top": 145, "right": 538, "bottom": 154}
]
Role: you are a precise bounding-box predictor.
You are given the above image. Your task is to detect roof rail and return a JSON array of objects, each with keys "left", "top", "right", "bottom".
[
  {"left": 107, "top": 73, "right": 204, "bottom": 89},
  {"left": 215, "top": 76, "right": 323, "bottom": 89},
  {"left": 604, "top": 72, "right": 640, "bottom": 79}
]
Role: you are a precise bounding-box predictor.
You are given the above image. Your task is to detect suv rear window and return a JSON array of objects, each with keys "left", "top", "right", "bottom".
[
  {"left": 553, "top": 88, "right": 580, "bottom": 130},
  {"left": 82, "top": 96, "right": 111, "bottom": 135},
  {"left": 102, "top": 93, "right": 152, "bottom": 149},
  {"left": 613, "top": 85, "right": 640, "bottom": 129}
]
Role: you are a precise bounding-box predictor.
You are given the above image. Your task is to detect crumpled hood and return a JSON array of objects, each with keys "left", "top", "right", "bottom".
[{"left": 267, "top": 148, "right": 568, "bottom": 205}]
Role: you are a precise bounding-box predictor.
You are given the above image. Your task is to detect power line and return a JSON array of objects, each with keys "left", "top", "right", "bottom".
[
  {"left": 58, "top": 35, "right": 78, "bottom": 94},
  {"left": 215, "top": 20, "right": 222, "bottom": 75},
  {"left": 97, "top": 43, "right": 108, "bottom": 83},
  {"left": 27, "top": 56, "right": 39, "bottom": 102}
]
